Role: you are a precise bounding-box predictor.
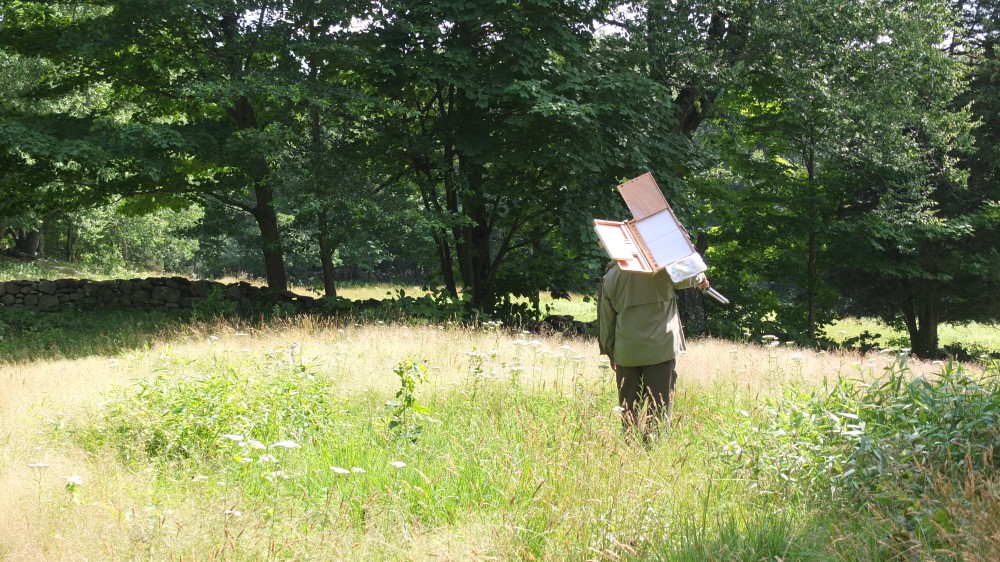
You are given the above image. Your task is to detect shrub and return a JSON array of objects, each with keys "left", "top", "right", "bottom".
[
  {"left": 191, "top": 286, "right": 238, "bottom": 321},
  {"left": 83, "top": 348, "right": 342, "bottom": 465}
]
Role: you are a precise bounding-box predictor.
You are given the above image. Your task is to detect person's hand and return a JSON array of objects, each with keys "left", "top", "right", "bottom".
[
  {"left": 609, "top": 358, "right": 616, "bottom": 371},
  {"left": 698, "top": 276, "right": 711, "bottom": 290}
]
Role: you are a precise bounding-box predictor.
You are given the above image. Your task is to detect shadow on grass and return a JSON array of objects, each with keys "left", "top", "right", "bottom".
[{"left": 0, "top": 307, "right": 193, "bottom": 364}]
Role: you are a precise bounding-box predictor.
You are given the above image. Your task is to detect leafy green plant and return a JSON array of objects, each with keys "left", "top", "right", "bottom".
[
  {"left": 83, "top": 348, "right": 341, "bottom": 465},
  {"left": 722, "top": 353, "right": 1000, "bottom": 548},
  {"left": 386, "top": 357, "right": 431, "bottom": 442},
  {"left": 191, "top": 286, "right": 238, "bottom": 321}
]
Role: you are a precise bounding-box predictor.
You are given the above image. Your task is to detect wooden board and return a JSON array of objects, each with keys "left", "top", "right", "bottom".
[
  {"left": 617, "top": 172, "right": 669, "bottom": 220},
  {"left": 593, "top": 219, "right": 653, "bottom": 272}
]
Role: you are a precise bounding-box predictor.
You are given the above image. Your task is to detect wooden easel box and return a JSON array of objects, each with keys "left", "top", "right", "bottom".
[{"left": 593, "top": 173, "right": 706, "bottom": 281}]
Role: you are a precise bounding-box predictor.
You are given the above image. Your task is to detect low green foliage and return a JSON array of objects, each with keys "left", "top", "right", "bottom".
[
  {"left": 724, "top": 353, "right": 1000, "bottom": 553},
  {"left": 190, "top": 286, "right": 238, "bottom": 321},
  {"left": 0, "top": 306, "right": 186, "bottom": 363},
  {"left": 83, "top": 346, "right": 342, "bottom": 465}
]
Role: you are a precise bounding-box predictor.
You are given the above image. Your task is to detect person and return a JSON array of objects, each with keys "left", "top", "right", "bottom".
[{"left": 597, "top": 262, "right": 710, "bottom": 442}]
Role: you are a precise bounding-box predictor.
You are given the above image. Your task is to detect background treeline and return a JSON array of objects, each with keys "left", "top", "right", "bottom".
[{"left": 1, "top": 0, "right": 998, "bottom": 357}]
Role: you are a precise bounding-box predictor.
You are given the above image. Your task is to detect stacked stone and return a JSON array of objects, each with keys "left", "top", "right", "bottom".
[{"left": 0, "top": 277, "right": 315, "bottom": 313}]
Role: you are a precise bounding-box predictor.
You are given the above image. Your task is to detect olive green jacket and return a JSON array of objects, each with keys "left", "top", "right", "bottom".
[{"left": 597, "top": 265, "right": 703, "bottom": 367}]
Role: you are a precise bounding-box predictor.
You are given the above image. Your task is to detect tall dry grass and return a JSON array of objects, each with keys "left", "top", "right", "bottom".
[{"left": 0, "top": 318, "right": 978, "bottom": 561}]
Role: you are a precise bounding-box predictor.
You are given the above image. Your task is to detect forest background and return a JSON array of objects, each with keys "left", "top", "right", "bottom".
[{"left": 2, "top": 0, "right": 999, "bottom": 359}]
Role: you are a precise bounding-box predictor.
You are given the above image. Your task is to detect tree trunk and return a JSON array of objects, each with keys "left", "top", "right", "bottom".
[
  {"left": 14, "top": 228, "right": 43, "bottom": 257},
  {"left": 679, "top": 233, "right": 709, "bottom": 336},
  {"left": 65, "top": 215, "right": 75, "bottom": 262},
  {"left": 913, "top": 297, "right": 940, "bottom": 358},
  {"left": 250, "top": 182, "right": 288, "bottom": 291},
  {"left": 911, "top": 242, "right": 942, "bottom": 358},
  {"left": 317, "top": 210, "right": 337, "bottom": 298},
  {"left": 805, "top": 147, "right": 818, "bottom": 341}
]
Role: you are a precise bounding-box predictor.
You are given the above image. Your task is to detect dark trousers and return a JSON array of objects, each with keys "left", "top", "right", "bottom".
[{"left": 615, "top": 359, "right": 677, "bottom": 435}]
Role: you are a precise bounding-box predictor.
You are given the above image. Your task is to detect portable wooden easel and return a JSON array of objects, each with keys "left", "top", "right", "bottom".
[{"left": 594, "top": 172, "right": 729, "bottom": 304}]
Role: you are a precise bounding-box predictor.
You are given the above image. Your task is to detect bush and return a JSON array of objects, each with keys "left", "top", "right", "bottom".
[
  {"left": 722, "top": 354, "right": 1000, "bottom": 547},
  {"left": 191, "top": 286, "right": 238, "bottom": 321},
  {"left": 83, "top": 348, "right": 343, "bottom": 465}
]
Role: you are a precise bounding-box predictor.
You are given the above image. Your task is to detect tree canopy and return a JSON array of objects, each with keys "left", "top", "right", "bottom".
[{"left": 1, "top": 0, "right": 997, "bottom": 356}]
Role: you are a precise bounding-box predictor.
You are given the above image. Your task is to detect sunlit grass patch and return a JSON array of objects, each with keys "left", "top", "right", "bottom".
[{"left": 1, "top": 318, "right": 995, "bottom": 560}]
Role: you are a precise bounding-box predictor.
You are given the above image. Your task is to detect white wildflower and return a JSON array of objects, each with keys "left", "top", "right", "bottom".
[
  {"left": 330, "top": 466, "right": 350, "bottom": 474},
  {"left": 62, "top": 475, "right": 84, "bottom": 486},
  {"left": 390, "top": 461, "right": 407, "bottom": 469},
  {"left": 270, "top": 440, "right": 300, "bottom": 449}
]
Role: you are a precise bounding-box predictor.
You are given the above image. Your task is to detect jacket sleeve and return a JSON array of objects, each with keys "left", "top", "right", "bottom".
[
  {"left": 597, "top": 275, "right": 617, "bottom": 360},
  {"left": 671, "top": 272, "right": 706, "bottom": 290}
]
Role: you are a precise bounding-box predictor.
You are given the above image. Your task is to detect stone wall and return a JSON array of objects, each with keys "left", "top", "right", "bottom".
[
  {"left": 0, "top": 277, "right": 595, "bottom": 336},
  {"left": 0, "top": 277, "right": 320, "bottom": 313}
]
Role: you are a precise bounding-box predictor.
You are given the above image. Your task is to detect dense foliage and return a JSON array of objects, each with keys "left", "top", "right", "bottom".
[{"left": 1, "top": 1, "right": 998, "bottom": 354}]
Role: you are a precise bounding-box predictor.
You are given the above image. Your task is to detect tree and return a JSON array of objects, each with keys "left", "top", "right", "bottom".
[
  {"left": 697, "top": 0, "right": 977, "bottom": 353},
  {"left": 0, "top": 1, "right": 370, "bottom": 290},
  {"left": 361, "top": 0, "right": 692, "bottom": 314}
]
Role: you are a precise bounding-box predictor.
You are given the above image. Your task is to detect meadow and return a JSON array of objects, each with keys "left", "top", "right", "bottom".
[
  {"left": 3, "top": 258, "right": 1000, "bottom": 560},
  {"left": 1, "top": 311, "right": 999, "bottom": 561}
]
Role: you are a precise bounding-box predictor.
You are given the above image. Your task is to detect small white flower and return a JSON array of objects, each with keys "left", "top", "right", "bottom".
[
  {"left": 191, "top": 475, "right": 209, "bottom": 482},
  {"left": 270, "top": 440, "right": 300, "bottom": 449},
  {"left": 221, "top": 434, "right": 245, "bottom": 442},
  {"left": 390, "top": 461, "right": 406, "bottom": 469},
  {"left": 264, "top": 470, "right": 288, "bottom": 481},
  {"left": 352, "top": 467, "right": 366, "bottom": 473},
  {"left": 62, "top": 475, "right": 84, "bottom": 486},
  {"left": 331, "top": 466, "right": 350, "bottom": 474},
  {"left": 612, "top": 406, "right": 625, "bottom": 413},
  {"left": 224, "top": 509, "right": 243, "bottom": 517},
  {"left": 247, "top": 440, "right": 266, "bottom": 450},
  {"left": 258, "top": 454, "right": 278, "bottom": 463},
  {"left": 790, "top": 353, "right": 804, "bottom": 362}
]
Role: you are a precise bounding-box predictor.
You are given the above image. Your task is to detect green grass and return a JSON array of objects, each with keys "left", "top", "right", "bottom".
[
  {"left": 827, "top": 317, "right": 1000, "bottom": 354},
  {"left": 5, "top": 317, "right": 997, "bottom": 560},
  {"left": 0, "top": 306, "right": 190, "bottom": 363},
  {"left": 72, "top": 345, "right": 822, "bottom": 560},
  {"left": 0, "top": 255, "right": 154, "bottom": 282}
]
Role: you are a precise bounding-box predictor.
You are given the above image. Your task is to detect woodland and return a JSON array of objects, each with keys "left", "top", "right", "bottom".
[{"left": 2, "top": 0, "right": 999, "bottom": 358}]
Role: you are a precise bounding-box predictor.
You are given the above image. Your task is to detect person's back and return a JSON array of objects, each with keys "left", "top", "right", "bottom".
[
  {"left": 599, "top": 267, "right": 687, "bottom": 368},
  {"left": 598, "top": 264, "right": 708, "bottom": 442}
]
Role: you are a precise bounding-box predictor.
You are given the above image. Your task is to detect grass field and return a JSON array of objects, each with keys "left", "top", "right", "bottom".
[{"left": 1, "top": 311, "right": 999, "bottom": 561}]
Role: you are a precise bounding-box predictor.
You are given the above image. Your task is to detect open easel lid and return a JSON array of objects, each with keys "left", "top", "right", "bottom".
[{"left": 617, "top": 172, "right": 669, "bottom": 220}]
